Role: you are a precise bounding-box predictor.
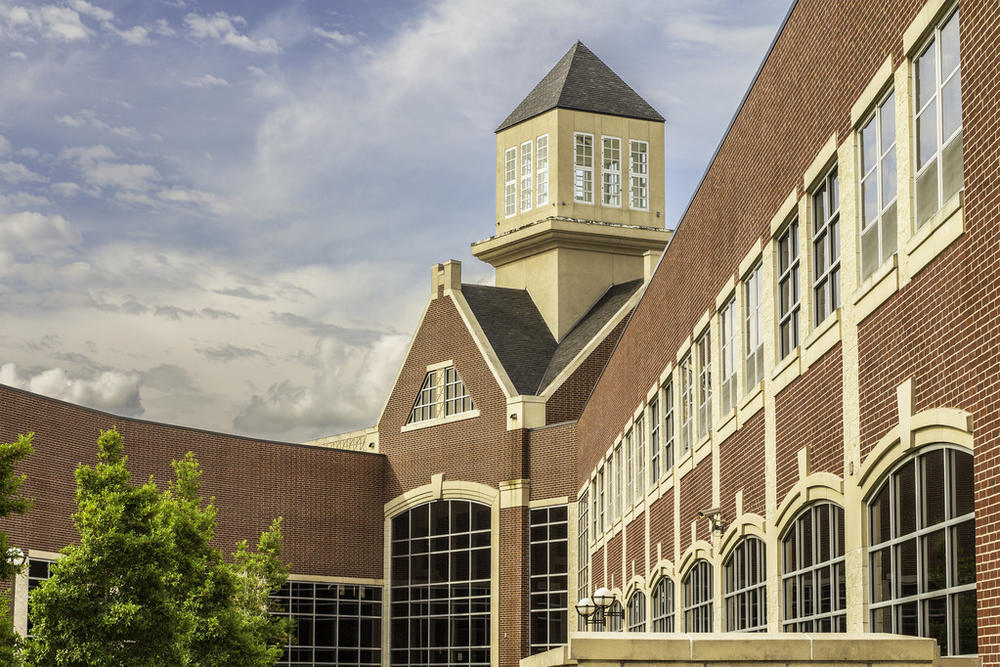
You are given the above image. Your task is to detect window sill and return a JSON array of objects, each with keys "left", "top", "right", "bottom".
[
  {"left": 739, "top": 383, "right": 764, "bottom": 423},
  {"left": 715, "top": 409, "right": 737, "bottom": 443},
  {"left": 905, "top": 189, "right": 964, "bottom": 281},
  {"left": 771, "top": 347, "right": 801, "bottom": 395},
  {"left": 803, "top": 308, "right": 841, "bottom": 367},
  {"left": 675, "top": 448, "right": 695, "bottom": 480},
  {"left": 400, "top": 409, "right": 480, "bottom": 432},
  {"left": 853, "top": 254, "right": 899, "bottom": 324},
  {"left": 693, "top": 435, "right": 712, "bottom": 466}
]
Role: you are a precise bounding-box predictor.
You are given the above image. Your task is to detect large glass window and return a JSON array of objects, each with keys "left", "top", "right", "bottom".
[
  {"left": 777, "top": 220, "right": 800, "bottom": 358},
  {"left": 390, "top": 500, "right": 491, "bottom": 667},
  {"left": 577, "top": 493, "right": 589, "bottom": 631},
  {"left": 651, "top": 577, "right": 675, "bottom": 632},
  {"left": 914, "top": 8, "right": 962, "bottom": 228},
  {"left": 629, "top": 140, "right": 649, "bottom": 209},
  {"left": 271, "top": 582, "right": 382, "bottom": 667},
  {"left": 634, "top": 415, "right": 645, "bottom": 503},
  {"left": 625, "top": 428, "right": 634, "bottom": 508},
  {"left": 444, "top": 367, "right": 474, "bottom": 416},
  {"left": 859, "top": 90, "right": 898, "bottom": 281},
  {"left": 696, "top": 331, "right": 712, "bottom": 440},
  {"left": 614, "top": 444, "right": 623, "bottom": 520},
  {"left": 662, "top": 381, "right": 674, "bottom": 471},
  {"left": 719, "top": 298, "right": 738, "bottom": 416},
  {"left": 504, "top": 147, "right": 516, "bottom": 217},
  {"left": 813, "top": 168, "right": 840, "bottom": 325},
  {"left": 679, "top": 356, "right": 693, "bottom": 456},
  {"left": 627, "top": 591, "right": 647, "bottom": 632},
  {"left": 684, "top": 560, "right": 713, "bottom": 632},
  {"left": 782, "top": 502, "right": 846, "bottom": 632},
  {"left": 536, "top": 134, "right": 549, "bottom": 206},
  {"left": 869, "top": 447, "right": 976, "bottom": 656},
  {"left": 744, "top": 263, "right": 764, "bottom": 390},
  {"left": 597, "top": 466, "right": 605, "bottom": 534},
  {"left": 649, "top": 397, "right": 661, "bottom": 483},
  {"left": 602, "top": 136, "right": 622, "bottom": 207},
  {"left": 520, "top": 141, "right": 533, "bottom": 212},
  {"left": 606, "top": 600, "right": 624, "bottom": 632},
  {"left": 530, "top": 505, "right": 568, "bottom": 654},
  {"left": 574, "top": 133, "right": 594, "bottom": 203},
  {"left": 724, "top": 537, "right": 767, "bottom": 632}
]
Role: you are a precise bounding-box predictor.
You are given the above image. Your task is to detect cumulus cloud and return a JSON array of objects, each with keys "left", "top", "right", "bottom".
[
  {"left": 0, "top": 161, "right": 47, "bottom": 184},
  {"left": 0, "top": 135, "right": 11, "bottom": 156},
  {"left": 0, "top": 192, "right": 51, "bottom": 208},
  {"left": 0, "top": 211, "right": 81, "bottom": 259},
  {"left": 1, "top": 4, "right": 92, "bottom": 42},
  {"left": 157, "top": 187, "right": 230, "bottom": 213},
  {"left": 271, "top": 311, "right": 383, "bottom": 347},
  {"left": 0, "top": 362, "right": 143, "bottom": 416},
  {"left": 184, "top": 12, "right": 279, "bottom": 54},
  {"left": 84, "top": 161, "right": 159, "bottom": 191}
]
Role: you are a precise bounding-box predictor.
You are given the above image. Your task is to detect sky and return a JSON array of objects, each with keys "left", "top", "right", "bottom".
[{"left": 0, "top": 0, "right": 792, "bottom": 443}]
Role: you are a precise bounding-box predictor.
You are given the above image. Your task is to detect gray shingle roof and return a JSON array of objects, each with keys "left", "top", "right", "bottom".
[
  {"left": 496, "top": 41, "right": 664, "bottom": 132},
  {"left": 461, "top": 279, "right": 642, "bottom": 396}
]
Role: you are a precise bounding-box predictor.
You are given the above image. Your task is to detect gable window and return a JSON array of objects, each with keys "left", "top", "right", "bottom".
[
  {"left": 574, "top": 133, "right": 594, "bottom": 203},
  {"left": 812, "top": 168, "right": 840, "bottom": 325},
  {"left": 777, "top": 219, "right": 800, "bottom": 359},
  {"left": 407, "top": 366, "right": 474, "bottom": 425},
  {"left": 725, "top": 536, "right": 767, "bottom": 632},
  {"left": 520, "top": 140, "right": 533, "bottom": 212},
  {"left": 504, "top": 147, "right": 516, "bottom": 217},
  {"left": 626, "top": 591, "right": 646, "bottom": 632},
  {"left": 444, "top": 367, "right": 473, "bottom": 416},
  {"left": 683, "top": 560, "right": 713, "bottom": 632},
  {"left": 719, "top": 298, "right": 737, "bottom": 416},
  {"left": 869, "top": 446, "right": 975, "bottom": 656},
  {"left": 859, "top": 90, "right": 898, "bottom": 281},
  {"left": 678, "top": 356, "right": 694, "bottom": 456},
  {"left": 696, "top": 331, "right": 712, "bottom": 440},
  {"left": 914, "top": 8, "right": 962, "bottom": 228},
  {"left": 782, "top": 502, "right": 846, "bottom": 631},
  {"left": 649, "top": 397, "right": 661, "bottom": 483},
  {"left": 536, "top": 134, "right": 549, "bottom": 206},
  {"left": 651, "top": 577, "right": 675, "bottom": 631},
  {"left": 662, "top": 381, "right": 674, "bottom": 471},
  {"left": 408, "top": 371, "right": 438, "bottom": 423},
  {"left": 629, "top": 140, "right": 649, "bottom": 210},
  {"left": 602, "top": 136, "right": 622, "bottom": 207},
  {"left": 744, "top": 263, "right": 764, "bottom": 391},
  {"left": 634, "top": 415, "right": 645, "bottom": 502}
]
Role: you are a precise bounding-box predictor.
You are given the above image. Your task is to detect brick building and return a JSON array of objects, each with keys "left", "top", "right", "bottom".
[{"left": 1, "top": 0, "right": 997, "bottom": 665}]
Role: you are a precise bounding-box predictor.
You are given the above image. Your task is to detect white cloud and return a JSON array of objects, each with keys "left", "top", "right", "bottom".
[
  {"left": 60, "top": 144, "right": 117, "bottom": 165},
  {"left": 51, "top": 181, "right": 83, "bottom": 197},
  {"left": 0, "top": 134, "right": 10, "bottom": 156},
  {"left": 0, "top": 211, "right": 81, "bottom": 258},
  {"left": 83, "top": 161, "right": 159, "bottom": 191},
  {"left": 313, "top": 27, "right": 357, "bottom": 46},
  {"left": 0, "top": 362, "right": 143, "bottom": 416},
  {"left": 0, "top": 192, "right": 51, "bottom": 208},
  {"left": 116, "top": 25, "right": 151, "bottom": 46},
  {"left": 149, "top": 18, "right": 174, "bottom": 37},
  {"left": 67, "top": 0, "right": 113, "bottom": 23},
  {"left": 2, "top": 4, "right": 92, "bottom": 42},
  {"left": 182, "top": 73, "right": 230, "bottom": 88},
  {"left": 184, "top": 11, "right": 280, "bottom": 54},
  {"left": 110, "top": 125, "right": 140, "bottom": 140},
  {"left": 158, "top": 187, "right": 230, "bottom": 214},
  {"left": 9, "top": 50, "right": 27, "bottom": 60},
  {"left": 0, "top": 160, "right": 47, "bottom": 183}
]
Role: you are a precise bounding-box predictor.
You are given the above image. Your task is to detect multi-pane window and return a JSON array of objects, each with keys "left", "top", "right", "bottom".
[
  {"left": 606, "top": 457, "right": 615, "bottom": 525},
  {"left": 744, "top": 263, "right": 764, "bottom": 391},
  {"left": 634, "top": 416, "right": 645, "bottom": 502},
  {"left": 577, "top": 493, "right": 589, "bottom": 631},
  {"left": 529, "top": 505, "right": 568, "bottom": 654},
  {"left": 719, "top": 298, "right": 738, "bottom": 416},
  {"left": 602, "top": 136, "right": 622, "bottom": 206},
  {"left": 536, "top": 134, "right": 549, "bottom": 206},
  {"left": 606, "top": 600, "right": 624, "bottom": 632},
  {"left": 504, "top": 147, "right": 516, "bottom": 217},
  {"left": 724, "top": 537, "right": 767, "bottom": 632},
  {"left": 626, "top": 591, "right": 647, "bottom": 632},
  {"left": 662, "top": 381, "right": 674, "bottom": 470},
  {"left": 869, "top": 447, "right": 976, "bottom": 656},
  {"left": 614, "top": 444, "right": 623, "bottom": 520},
  {"left": 520, "top": 141, "right": 533, "bottom": 212},
  {"left": 444, "top": 367, "right": 474, "bottom": 416},
  {"left": 574, "top": 133, "right": 594, "bottom": 203},
  {"left": 782, "top": 502, "right": 846, "bottom": 632},
  {"left": 390, "top": 500, "right": 491, "bottom": 667},
  {"left": 859, "top": 90, "right": 898, "bottom": 280},
  {"left": 624, "top": 429, "right": 634, "bottom": 509},
  {"left": 649, "top": 398, "right": 661, "bottom": 483},
  {"left": 777, "top": 220, "right": 800, "bottom": 359},
  {"left": 597, "top": 467, "right": 605, "bottom": 534},
  {"left": 408, "top": 371, "right": 438, "bottom": 423},
  {"left": 696, "top": 332, "right": 712, "bottom": 440},
  {"left": 914, "top": 8, "right": 962, "bottom": 228},
  {"left": 678, "top": 356, "right": 693, "bottom": 456},
  {"left": 813, "top": 168, "right": 840, "bottom": 325},
  {"left": 651, "top": 577, "right": 675, "bottom": 632},
  {"left": 26, "top": 558, "right": 54, "bottom": 638},
  {"left": 629, "top": 140, "right": 649, "bottom": 209},
  {"left": 271, "top": 582, "right": 382, "bottom": 667},
  {"left": 683, "top": 560, "right": 713, "bottom": 632}
]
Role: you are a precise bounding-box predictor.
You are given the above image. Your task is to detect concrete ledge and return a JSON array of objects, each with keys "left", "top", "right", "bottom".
[{"left": 522, "top": 633, "right": 940, "bottom": 667}]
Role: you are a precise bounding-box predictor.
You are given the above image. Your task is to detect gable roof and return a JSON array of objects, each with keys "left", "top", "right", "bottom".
[
  {"left": 461, "top": 279, "right": 643, "bottom": 396},
  {"left": 496, "top": 41, "right": 664, "bottom": 132}
]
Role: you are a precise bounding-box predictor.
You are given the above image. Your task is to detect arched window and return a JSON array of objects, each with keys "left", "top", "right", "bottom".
[
  {"left": 868, "top": 446, "right": 976, "bottom": 656},
  {"left": 650, "top": 577, "right": 675, "bottom": 631},
  {"left": 724, "top": 536, "right": 766, "bottom": 631},
  {"left": 781, "top": 502, "right": 846, "bottom": 631},
  {"left": 683, "top": 560, "right": 713, "bottom": 631},
  {"left": 626, "top": 590, "right": 646, "bottom": 631},
  {"left": 606, "top": 599, "right": 624, "bottom": 632},
  {"left": 390, "top": 500, "right": 491, "bottom": 666}
]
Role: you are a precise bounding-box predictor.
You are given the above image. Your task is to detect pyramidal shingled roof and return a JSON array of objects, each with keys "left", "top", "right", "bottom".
[{"left": 496, "top": 41, "right": 664, "bottom": 132}]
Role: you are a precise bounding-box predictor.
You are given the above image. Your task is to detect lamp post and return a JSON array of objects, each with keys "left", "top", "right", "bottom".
[{"left": 574, "top": 587, "right": 624, "bottom": 630}]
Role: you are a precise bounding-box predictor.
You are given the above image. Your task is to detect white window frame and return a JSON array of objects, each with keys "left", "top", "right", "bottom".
[
  {"left": 662, "top": 380, "right": 674, "bottom": 470},
  {"left": 504, "top": 147, "right": 517, "bottom": 217},
  {"left": 614, "top": 443, "right": 623, "bottom": 520},
  {"left": 812, "top": 168, "right": 841, "bottom": 326},
  {"left": 859, "top": 89, "right": 898, "bottom": 281},
  {"left": 629, "top": 139, "right": 649, "bottom": 210},
  {"left": 520, "top": 140, "right": 533, "bottom": 213},
  {"left": 781, "top": 502, "right": 847, "bottom": 632},
  {"left": 678, "top": 357, "right": 693, "bottom": 456},
  {"left": 724, "top": 536, "right": 767, "bottom": 632},
  {"left": 624, "top": 428, "right": 634, "bottom": 509},
  {"left": 634, "top": 415, "right": 645, "bottom": 502},
  {"left": 649, "top": 397, "right": 660, "bottom": 483},
  {"left": 577, "top": 492, "right": 590, "bottom": 631},
  {"left": 696, "top": 331, "right": 712, "bottom": 440},
  {"left": 597, "top": 467, "right": 605, "bottom": 534},
  {"left": 719, "top": 298, "right": 737, "bottom": 416},
  {"left": 683, "top": 560, "right": 713, "bottom": 632},
  {"left": 744, "top": 262, "right": 764, "bottom": 392},
  {"left": 776, "top": 219, "right": 800, "bottom": 359},
  {"left": 408, "top": 370, "right": 438, "bottom": 423},
  {"left": 536, "top": 134, "right": 549, "bottom": 206},
  {"left": 444, "top": 366, "right": 474, "bottom": 416},
  {"left": 574, "top": 132, "right": 594, "bottom": 203},
  {"left": 602, "top": 135, "right": 622, "bottom": 207}
]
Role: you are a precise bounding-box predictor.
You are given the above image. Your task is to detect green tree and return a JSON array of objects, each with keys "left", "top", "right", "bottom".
[
  {"left": 27, "top": 428, "right": 291, "bottom": 666},
  {"left": 0, "top": 433, "right": 34, "bottom": 665}
]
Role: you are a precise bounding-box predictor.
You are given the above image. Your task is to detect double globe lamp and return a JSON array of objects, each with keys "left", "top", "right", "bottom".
[{"left": 575, "top": 586, "right": 623, "bottom": 629}]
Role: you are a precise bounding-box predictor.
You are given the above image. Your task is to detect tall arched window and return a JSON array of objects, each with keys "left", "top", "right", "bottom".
[
  {"left": 626, "top": 590, "right": 646, "bottom": 631},
  {"left": 650, "top": 577, "right": 675, "bottom": 631},
  {"left": 724, "top": 536, "right": 766, "bottom": 631},
  {"left": 606, "top": 599, "right": 624, "bottom": 632},
  {"left": 781, "top": 502, "right": 846, "bottom": 631},
  {"left": 390, "top": 500, "right": 491, "bottom": 666},
  {"left": 683, "top": 560, "right": 713, "bottom": 631},
  {"left": 869, "top": 446, "right": 976, "bottom": 656}
]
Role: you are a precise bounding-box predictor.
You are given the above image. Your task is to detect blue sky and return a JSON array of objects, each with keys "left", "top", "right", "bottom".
[{"left": 0, "top": 0, "right": 792, "bottom": 442}]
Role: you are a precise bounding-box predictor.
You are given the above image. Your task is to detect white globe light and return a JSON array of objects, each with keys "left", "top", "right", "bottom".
[
  {"left": 5, "top": 547, "right": 25, "bottom": 567},
  {"left": 592, "top": 587, "right": 614, "bottom": 609},
  {"left": 575, "top": 597, "right": 596, "bottom": 617}
]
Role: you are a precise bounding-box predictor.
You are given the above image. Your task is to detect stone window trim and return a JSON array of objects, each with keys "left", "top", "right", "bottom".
[
  {"left": 858, "top": 88, "right": 899, "bottom": 283},
  {"left": 402, "top": 363, "right": 478, "bottom": 432},
  {"left": 811, "top": 166, "right": 841, "bottom": 327}
]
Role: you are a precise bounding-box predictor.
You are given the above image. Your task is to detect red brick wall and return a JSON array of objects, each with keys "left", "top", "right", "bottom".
[
  {"left": 719, "top": 411, "right": 766, "bottom": 523},
  {"left": 0, "top": 384, "right": 385, "bottom": 579},
  {"left": 605, "top": 532, "right": 622, "bottom": 590},
  {"left": 590, "top": 544, "right": 604, "bottom": 589},
  {"left": 774, "top": 347, "right": 844, "bottom": 503},
  {"left": 625, "top": 512, "right": 645, "bottom": 581},
  {"left": 499, "top": 506, "right": 528, "bottom": 666},
  {"left": 546, "top": 317, "right": 629, "bottom": 425},
  {"left": 678, "top": 459, "right": 712, "bottom": 555},
  {"left": 648, "top": 493, "right": 674, "bottom": 571},
  {"left": 527, "top": 422, "right": 577, "bottom": 501}
]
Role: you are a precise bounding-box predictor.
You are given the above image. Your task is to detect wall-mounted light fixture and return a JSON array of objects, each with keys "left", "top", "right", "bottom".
[{"left": 574, "top": 586, "right": 623, "bottom": 629}]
